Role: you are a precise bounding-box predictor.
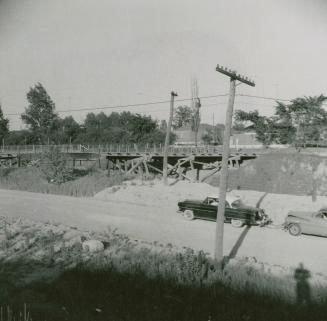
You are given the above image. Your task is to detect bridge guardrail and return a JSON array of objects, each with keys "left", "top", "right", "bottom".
[{"left": 0, "top": 144, "right": 228, "bottom": 155}]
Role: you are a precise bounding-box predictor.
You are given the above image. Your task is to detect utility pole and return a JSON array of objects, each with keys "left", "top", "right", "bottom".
[
  {"left": 163, "top": 91, "right": 178, "bottom": 185},
  {"left": 191, "top": 77, "right": 201, "bottom": 146},
  {"left": 212, "top": 113, "right": 215, "bottom": 144},
  {"left": 214, "top": 65, "right": 255, "bottom": 265}
]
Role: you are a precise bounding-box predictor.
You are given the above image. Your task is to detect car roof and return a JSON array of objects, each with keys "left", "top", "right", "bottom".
[{"left": 207, "top": 195, "right": 241, "bottom": 204}]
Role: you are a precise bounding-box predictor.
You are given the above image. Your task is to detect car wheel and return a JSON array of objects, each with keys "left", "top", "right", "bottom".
[
  {"left": 231, "top": 219, "right": 244, "bottom": 228},
  {"left": 289, "top": 223, "right": 302, "bottom": 236},
  {"left": 183, "top": 210, "right": 194, "bottom": 221}
]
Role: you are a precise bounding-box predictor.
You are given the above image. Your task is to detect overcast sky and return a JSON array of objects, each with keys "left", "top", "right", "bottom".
[{"left": 1, "top": 0, "right": 327, "bottom": 129}]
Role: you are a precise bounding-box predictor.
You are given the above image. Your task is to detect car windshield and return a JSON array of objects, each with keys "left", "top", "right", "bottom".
[
  {"left": 231, "top": 199, "right": 248, "bottom": 208},
  {"left": 206, "top": 198, "right": 218, "bottom": 205},
  {"left": 205, "top": 198, "right": 232, "bottom": 208}
]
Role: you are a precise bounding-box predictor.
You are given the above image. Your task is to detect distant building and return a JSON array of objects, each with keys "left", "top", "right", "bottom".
[
  {"left": 230, "top": 131, "right": 289, "bottom": 149},
  {"left": 173, "top": 124, "right": 224, "bottom": 145},
  {"left": 230, "top": 132, "right": 262, "bottom": 148}
]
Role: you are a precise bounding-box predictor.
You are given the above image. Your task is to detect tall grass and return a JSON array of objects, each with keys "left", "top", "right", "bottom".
[
  {"left": 1, "top": 225, "right": 327, "bottom": 321},
  {"left": 7, "top": 248, "right": 327, "bottom": 321},
  {"left": 0, "top": 167, "right": 125, "bottom": 197},
  {"left": 0, "top": 304, "right": 32, "bottom": 321}
]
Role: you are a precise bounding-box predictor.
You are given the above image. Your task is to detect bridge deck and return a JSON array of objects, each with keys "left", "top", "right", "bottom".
[
  {"left": 106, "top": 153, "right": 256, "bottom": 162},
  {"left": 0, "top": 144, "right": 262, "bottom": 156}
]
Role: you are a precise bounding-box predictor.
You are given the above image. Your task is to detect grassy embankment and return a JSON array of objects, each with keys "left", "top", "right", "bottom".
[
  {"left": 0, "top": 166, "right": 126, "bottom": 197},
  {"left": 1, "top": 226, "right": 327, "bottom": 321}
]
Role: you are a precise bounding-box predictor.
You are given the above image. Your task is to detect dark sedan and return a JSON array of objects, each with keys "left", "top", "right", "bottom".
[{"left": 177, "top": 196, "right": 268, "bottom": 227}]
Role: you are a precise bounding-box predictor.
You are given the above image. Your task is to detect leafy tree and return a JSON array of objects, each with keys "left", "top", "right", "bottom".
[
  {"left": 275, "top": 95, "right": 327, "bottom": 146},
  {"left": 74, "top": 111, "right": 169, "bottom": 145},
  {"left": 21, "top": 83, "right": 59, "bottom": 143},
  {"left": 201, "top": 132, "right": 212, "bottom": 145},
  {"left": 55, "top": 116, "right": 81, "bottom": 144},
  {"left": 40, "top": 146, "right": 73, "bottom": 184},
  {"left": 234, "top": 95, "right": 327, "bottom": 147},
  {"left": 6, "top": 130, "right": 36, "bottom": 145},
  {"left": 201, "top": 125, "right": 223, "bottom": 145},
  {"left": 234, "top": 110, "right": 276, "bottom": 146},
  {"left": 173, "top": 106, "right": 194, "bottom": 129},
  {"left": 159, "top": 120, "right": 167, "bottom": 131},
  {"left": 0, "top": 104, "right": 9, "bottom": 143}
]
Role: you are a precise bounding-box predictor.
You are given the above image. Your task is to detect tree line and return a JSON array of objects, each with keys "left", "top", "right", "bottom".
[
  {"left": 2, "top": 82, "right": 323, "bottom": 148},
  {"left": 234, "top": 95, "right": 327, "bottom": 147},
  {"left": 0, "top": 83, "right": 174, "bottom": 146}
]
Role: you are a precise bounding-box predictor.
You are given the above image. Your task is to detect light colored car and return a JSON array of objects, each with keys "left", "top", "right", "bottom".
[{"left": 285, "top": 208, "right": 327, "bottom": 237}]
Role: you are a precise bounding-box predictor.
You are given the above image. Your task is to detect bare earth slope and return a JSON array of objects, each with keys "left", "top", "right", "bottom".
[
  {"left": 1, "top": 186, "right": 327, "bottom": 276},
  {"left": 208, "top": 152, "right": 327, "bottom": 196}
]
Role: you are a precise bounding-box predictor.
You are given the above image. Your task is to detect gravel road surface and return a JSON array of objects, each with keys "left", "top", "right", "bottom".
[{"left": 0, "top": 189, "right": 326, "bottom": 275}]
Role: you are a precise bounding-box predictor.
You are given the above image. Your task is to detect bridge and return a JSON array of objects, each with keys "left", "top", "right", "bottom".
[
  {"left": 0, "top": 143, "right": 264, "bottom": 156},
  {"left": 0, "top": 144, "right": 258, "bottom": 182}
]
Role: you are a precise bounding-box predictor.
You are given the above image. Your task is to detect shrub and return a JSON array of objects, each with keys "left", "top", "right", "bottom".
[{"left": 40, "top": 146, "right": 73, "bottom": 184}]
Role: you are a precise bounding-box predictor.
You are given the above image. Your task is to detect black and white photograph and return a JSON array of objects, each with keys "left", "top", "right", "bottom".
[{"left": 0, "top": 0, "right": 327, "bottom": 320}]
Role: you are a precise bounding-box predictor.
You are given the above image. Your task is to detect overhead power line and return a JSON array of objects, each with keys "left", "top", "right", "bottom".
[
  {"left": 3, "top": 93, "right": 230, "bottom": 116},
  {"left": 3, "top": 93, "right": 325, "bottom": 117},
  {"left": 237, "top": 93, "right": 291, "bottom": 102}
]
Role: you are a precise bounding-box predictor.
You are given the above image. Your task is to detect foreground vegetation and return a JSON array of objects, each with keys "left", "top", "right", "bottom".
[
  {"left": 1, "top": 219, "right": 327, "bottom": 321},
  {"left": 0, "top": 166, "right": 125, "bottom": 197}
]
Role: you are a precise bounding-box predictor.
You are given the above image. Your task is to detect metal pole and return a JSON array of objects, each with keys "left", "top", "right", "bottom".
[{"left": 163, "top": 91, "right": 177, "bottom": 185}]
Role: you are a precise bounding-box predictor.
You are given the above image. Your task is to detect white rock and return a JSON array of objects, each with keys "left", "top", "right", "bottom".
[
  {"left": 82, "top": 240, "right": 104, "bottom": 253},
  {"left": 28, "top": 237, "right": 37, "bottom": 246},
  {"left": 13, "top": 240, "right": 26, "bottom": 251},
  {"left": 63, "top": 230, "right": 81, "bottom": 241},
  {"left": 64, "top": 236, "right": 81, "bottom": 248},
  {"left": 33, "top": 249, "right": 47, "bottom": 260},
  {"left": 226, "top": 258, "right": 239, "bottom": 267},
  {"left": 266, "top": 264, "right": 285, "bottom": 276},
  {"left": 246, "top": 256, "right": 257, "bottom": 264},
  {"left": 53, "top": 243, "right": 63, "bottom": 253},
  {"left": 0, "top": 234, "right": 7, "bottom": 242}
]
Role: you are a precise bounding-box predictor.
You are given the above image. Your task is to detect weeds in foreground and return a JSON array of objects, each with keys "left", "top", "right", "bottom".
[
  {"left": 11, "top": 258, "right": 327, "bottom": 321},
  {"left": 0, "top": 167, "right": 125, "bottom": 197},
  {"left": 0, "top": 304, "right": 32, "bottom": 321},
  {"left": 1, "top": 221, "right": 327, "bottom": 321},
  {"left": 3, "top": 240, "right": 327, "bottom": 320}
]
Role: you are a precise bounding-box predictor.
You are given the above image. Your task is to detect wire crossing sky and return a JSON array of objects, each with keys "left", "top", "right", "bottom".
[{"left": 0, "top": 0, "right": 327, "bottom": 129}]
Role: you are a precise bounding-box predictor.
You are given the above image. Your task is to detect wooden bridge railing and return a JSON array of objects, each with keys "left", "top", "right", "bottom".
[{"left": 0, "top": 144, "right": 227, "bottom": 155}]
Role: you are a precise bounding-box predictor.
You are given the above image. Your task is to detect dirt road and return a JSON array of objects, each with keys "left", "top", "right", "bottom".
[{"left": 0, "top": 189, "right": 326, "bottom": 275}]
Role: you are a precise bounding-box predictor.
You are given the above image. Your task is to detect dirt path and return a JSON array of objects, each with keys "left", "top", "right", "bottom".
[{"left": 0, "top": 189, "right": 326, "bottom": 275}]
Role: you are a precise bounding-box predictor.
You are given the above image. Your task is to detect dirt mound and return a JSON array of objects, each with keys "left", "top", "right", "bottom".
[
  {"left": 208, "top": 152, "right": 327, "bottom": 196},
  {"left": 94, "top": 178, "right": 327, "bottom": 224},
  {"left": 94, "top": 178, "right": 218, "bottom": 208}
]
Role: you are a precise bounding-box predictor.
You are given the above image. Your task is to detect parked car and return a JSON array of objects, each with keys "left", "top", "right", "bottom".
[
  {"left": 285, "top": 208, "right": 327, "bottom": 237},
  {"left": 177, "top": 195, "right": 268, "bottom": 227}
]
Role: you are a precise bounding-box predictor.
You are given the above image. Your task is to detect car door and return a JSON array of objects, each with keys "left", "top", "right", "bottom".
[
  {"left": 200, "top": 198, "right": 217, "bottom": 221},
  {"left": 303, "top": 213, "right": 327, "bottom": 237},
  {"left": 186, "top": 198, "right": 212, "bottom": 220},
  {"left": 310, "top": 212, "right": 327, "bottom": 236},
  {"left": 207, "top": 200, "right": 232, "bottom": 222}
]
